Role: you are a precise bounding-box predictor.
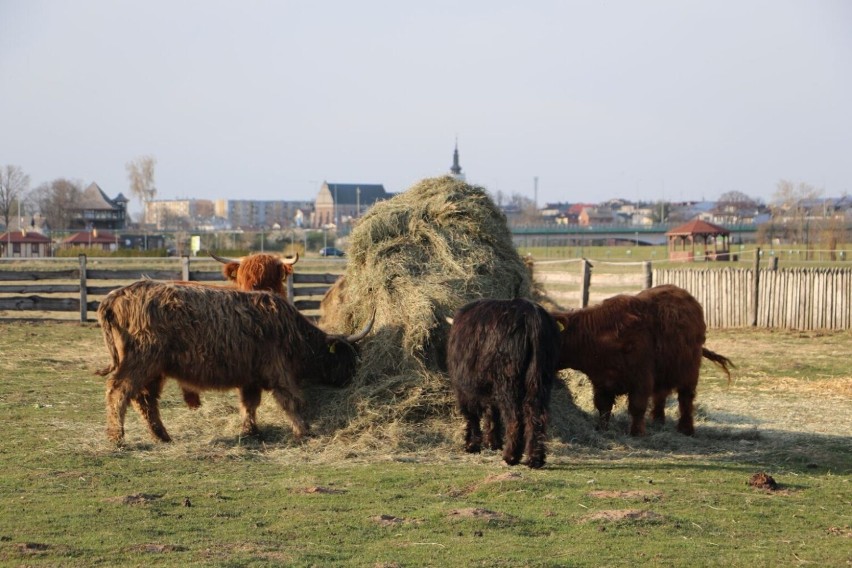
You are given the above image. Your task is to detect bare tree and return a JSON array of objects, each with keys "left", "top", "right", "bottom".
[
  {"left": 31, "top": 178, "right": 83, "bottom": 231},
  {"left": 713, "top": 191, "right": 760, "bottom": 225},
  {"left": 771, "top": 180, "right": 823, "bottom": 248},
  {"left": 126, "top": 155, "right": 157, "bottom": 212},
  {"left": 0, "top": 165, "right": 30, "bottom": 229}
]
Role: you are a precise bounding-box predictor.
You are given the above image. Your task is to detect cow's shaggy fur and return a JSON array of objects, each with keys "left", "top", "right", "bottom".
[
  {"left": 447, "top": 298, "right": 560, "bottom": 468},
  {"left": 553, "top": 285, "right": 734, "bottom": 436},
  {"left": 218, "top": 252, "right": 297, "bottom": 296},
  {"left": 635, "top": 284, "right": 733, "bottom": 435},
  {"left": 178, "top": 252, "right": 300, "bottom": 410},
  {"left": 96, "top": 280, "right": 370, "bottom": 444}
]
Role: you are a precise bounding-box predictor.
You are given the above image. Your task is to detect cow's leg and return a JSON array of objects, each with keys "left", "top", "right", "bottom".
[
  {"left": 626, "top": 391, "right": 649, "bottom": 436},
  {"left": 523, "top": 402, "right": 548, "bottom": 469},
  {"left": 676, "top": 387, "right": 696, "bottom": 436},
  {"left": 181, "top": 388, "right": 201, "bottom": 410},
  {"left": 483, "top": 405, "right": 502, "bottom": 450},
  {"left": 592, "top": 387, "right": 615, "bottom": 431},
  {"left": 131, "top": 378, "right": 171, "bottom": 442},
  {"left": 501, "top": 404, "right": 524, "bottom": 466},
  {"left": 105, "top": 376, "right": 134, "bottom": 443},
  {"left": 650, "top": 390, "right": 669, "bottom": 425},
  {"left": 270, "top": 387, "right": 309, "bottom": 441},
  {"left": 239, "top": 385, "right": 262, "bottom": 437},
  {"left": 460, "top": 405, "right": 483, "bottom": 453}
]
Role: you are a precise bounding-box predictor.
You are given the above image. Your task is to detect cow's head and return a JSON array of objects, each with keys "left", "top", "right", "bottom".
[
  {"left": 319, "top": 310, "right": 376, "bottom": 387},
  {"left": 210, "top": 252, "right": 299, "bottom": 296}
]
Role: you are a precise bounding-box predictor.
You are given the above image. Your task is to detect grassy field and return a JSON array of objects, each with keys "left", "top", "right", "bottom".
[{"left": 0, "top": 321, "right": 850, "bottom": 567}]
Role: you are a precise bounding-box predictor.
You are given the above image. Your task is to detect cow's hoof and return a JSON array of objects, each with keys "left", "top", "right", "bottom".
[
  {"left": 465, "top": 443, "right": 482, "bottom": 454},
  {"left": 526, "top": 458, "right": 545, "bottom": 469}
]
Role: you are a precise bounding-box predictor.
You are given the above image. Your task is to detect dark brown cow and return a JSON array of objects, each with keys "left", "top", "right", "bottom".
[
  {"left": 552, "top": 285, "right": 733, "bottom": 436},
  {"left": 176, "top": 251, "right": 301, "bottom": 410},
  {"left": 635, "top": 284, "right": 733, "bottom": 435},
  {"left": 447, "top": 298, "right": 560, "bottom": 468},
  {"left": 552, "top": 295, "right": 657, "bottom": 436},
  {"left": 95, "top": 280, "right": 373, "bottom": 444}
]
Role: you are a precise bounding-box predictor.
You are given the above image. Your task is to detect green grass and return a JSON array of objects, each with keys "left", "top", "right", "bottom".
[{"left": 1, "top": 322, "right": 851, "bottom": 566}]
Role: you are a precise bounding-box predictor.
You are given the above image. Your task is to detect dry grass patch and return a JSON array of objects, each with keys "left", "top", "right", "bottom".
[{"left": 581, "top": 510, "right": 663, "bottom": 523}]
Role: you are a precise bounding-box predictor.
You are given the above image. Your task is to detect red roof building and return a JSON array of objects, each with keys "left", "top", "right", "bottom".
[
  {"left": 666, "top": 218, "right": 731, "bottom": 262},
  {"left": 62, "top": 229, "right": 119, "bottom": 252},
  {"left": 0, "top": 230, "right": 53, "bottom": 258}
]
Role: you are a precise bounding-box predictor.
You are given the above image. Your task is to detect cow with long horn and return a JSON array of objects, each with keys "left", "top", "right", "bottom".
[{"left": 96, "top": 280, "right": 373, "bottom": 444}]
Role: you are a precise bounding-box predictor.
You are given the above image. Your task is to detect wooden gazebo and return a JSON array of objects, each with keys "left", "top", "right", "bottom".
[{"left": 666, "top": 219, "right": 730, "bottom": 262}]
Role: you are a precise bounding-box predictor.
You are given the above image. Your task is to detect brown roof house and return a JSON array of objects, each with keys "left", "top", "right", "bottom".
[
  {"left": 0, "top": 230, "right": 53, "bottom": 258},
  {"left": 666, "top": 218, "right": 730, "bottom": 261},
  {"left": 71, "top": 183, "right": 129, "bottom": 230},
  {"left": 63, "top": 229, "right": 119, "bottom": 253}
]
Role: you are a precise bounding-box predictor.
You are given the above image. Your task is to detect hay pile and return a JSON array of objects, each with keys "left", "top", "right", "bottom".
[{"left": 314, "top": 176, "right": 535, "bottom": 450}]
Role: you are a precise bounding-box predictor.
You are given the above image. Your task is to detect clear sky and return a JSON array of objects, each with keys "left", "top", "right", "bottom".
[{"left": 2, "top": 1, "right": 850, "bottom": 215}]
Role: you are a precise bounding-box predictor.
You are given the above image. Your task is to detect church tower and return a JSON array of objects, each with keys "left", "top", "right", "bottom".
[{"left": 449, "top": 139, "right": 465, "bottom": 181}]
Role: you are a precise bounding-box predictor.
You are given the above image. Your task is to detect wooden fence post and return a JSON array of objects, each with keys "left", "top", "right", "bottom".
[
  {"left": 771, "top": 256, "right": 779, "bottom": 271},
  {"left": 79, "top": 254, "right": 87, "bottom": 323},
  {"left": 286, "top": 276, "right": 295, "bottom": 304},
  {"left": 580, "top": 259, "right": 592, "bottom": 308},
  {"left": 181, "top": 256, "right": 190, "bottom": 281},
  {"left": 750, "top": 247, "right": 761, "bottom": 326},
  {"left": 643, "top": 261, "right": 653, "bottom": 289}
]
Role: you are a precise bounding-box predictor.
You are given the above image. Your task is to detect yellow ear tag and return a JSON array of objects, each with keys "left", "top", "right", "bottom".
[
  {"left": 557, "top": 321, "right": 565, "bottom": 332},
  {"left": 329, "top": 343, "right": 336, "bottom": 354}
]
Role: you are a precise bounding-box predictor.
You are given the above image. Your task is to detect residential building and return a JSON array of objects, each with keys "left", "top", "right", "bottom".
[
  {"left": 62, "top": 229, "right": 120, "bottom": 252},
  {"left": 0, "top": 230, "right": 52, "bottom": 258},
  {"left": 70, "top": 182, "right": 128, "bottom": 230}
]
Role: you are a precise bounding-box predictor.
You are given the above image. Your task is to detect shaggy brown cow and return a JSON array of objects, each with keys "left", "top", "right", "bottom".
[
  {"left": 552, "top": 285, "right": 733, "bottom": 436},
  {"left": 635, "top": 284, "right": 733, "bottom": 435},
  {"left": 95, "top": 280, "right": 373, "bottom": 444},
  {"left": 176, "top": 251, "right": 301, "bottom": 410},
  {"left": 447, "top": 298, "right": 560, "bottom": 468},
  {"left": 211, "top": 251, "right": 299, "bottom": 295},
  {"left": 552, "top": 294, "right": 657, "bottom": 436}
]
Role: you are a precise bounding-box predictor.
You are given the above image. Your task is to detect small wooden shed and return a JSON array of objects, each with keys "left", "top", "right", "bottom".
[{"left": 666, "top": 219, "right": 730, "bottom": 261}]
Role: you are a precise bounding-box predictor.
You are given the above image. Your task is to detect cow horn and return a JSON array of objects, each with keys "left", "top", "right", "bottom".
[
  {"left": 345, "top": 310, "right": 376, "bottom": 343},
  {"left": 210, "top": 251, "right": 239, "bottom": 265},
  {"left": 445, "top": 316, "right": 454, "bottom": 325},
  {"left": 282, "top": 252, "right": 299, "bottom": 265}
]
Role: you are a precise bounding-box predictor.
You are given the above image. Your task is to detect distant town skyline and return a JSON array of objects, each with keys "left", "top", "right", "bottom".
[{"left": 2, "top": 2, "right": 850, "bottom": 215}]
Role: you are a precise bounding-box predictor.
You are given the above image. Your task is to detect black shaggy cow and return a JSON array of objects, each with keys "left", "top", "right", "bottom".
[
  {"left": 446, "top": 298, "right": 561, "bottom": 468},
  {"left": 96, "top": 280, "right": 373, "bottom": 444}
]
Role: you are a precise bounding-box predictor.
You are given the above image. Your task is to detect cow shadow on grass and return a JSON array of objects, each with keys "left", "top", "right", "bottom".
[{"left": 546, "top": 376, "right": 852, "bottom": 474}]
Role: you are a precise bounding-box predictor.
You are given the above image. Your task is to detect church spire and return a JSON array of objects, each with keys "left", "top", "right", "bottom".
[{"left": 449, "top": 138, "right": 465, "bottom": 180}]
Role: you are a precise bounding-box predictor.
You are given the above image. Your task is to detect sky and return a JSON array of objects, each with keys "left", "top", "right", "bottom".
[{"left": 2, "top": 1, "right": 851, "bottom": 216}]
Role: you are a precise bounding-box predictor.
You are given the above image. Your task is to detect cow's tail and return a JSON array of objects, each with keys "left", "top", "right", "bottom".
[
  {"left": 702, "top": 348, "right": 734, "bottom": 384},
  {"left": 94, "top": 300, "right": 119, "bottom": 377}
]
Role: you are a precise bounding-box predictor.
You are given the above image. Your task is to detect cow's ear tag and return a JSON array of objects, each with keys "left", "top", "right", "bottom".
[
  {"left": 329, "top": 342, "right": 337, "bottom": 354},
  {"left": 557, "top": 321, "right": 565, "bottom": 332}
]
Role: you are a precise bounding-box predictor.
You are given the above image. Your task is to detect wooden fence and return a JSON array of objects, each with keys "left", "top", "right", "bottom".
[
  {"left": 654, "top": 266, "right": 852, "bottom": 330},
  {"left": 0, "top": 255, "right": 341, "bottom": 322},
  {"left": 0, "top": 255, "right": 850, "bottom": 330}
]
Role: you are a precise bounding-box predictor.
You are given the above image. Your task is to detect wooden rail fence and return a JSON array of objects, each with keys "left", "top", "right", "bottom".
[{"left": 0, "top": 255, "right": 341, "bottom": 322}]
